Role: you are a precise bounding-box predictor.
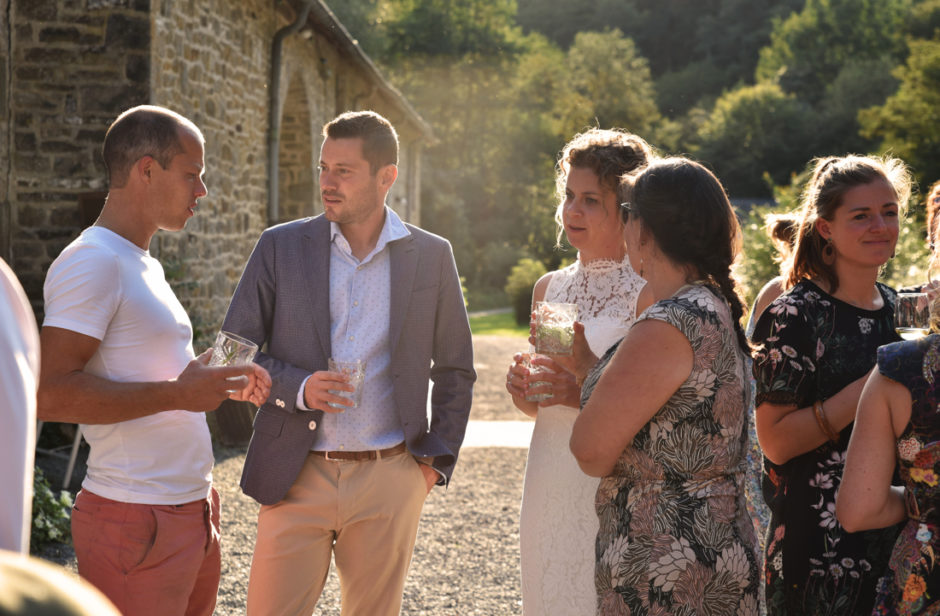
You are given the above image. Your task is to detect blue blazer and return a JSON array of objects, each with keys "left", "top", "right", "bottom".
[{"left": 222, "top": 214, "right": 476, "bottom": 505}]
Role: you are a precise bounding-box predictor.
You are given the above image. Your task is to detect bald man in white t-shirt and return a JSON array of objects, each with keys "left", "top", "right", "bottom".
[{"left": 37, "top": 106, "right": 271, "bottom": 616}]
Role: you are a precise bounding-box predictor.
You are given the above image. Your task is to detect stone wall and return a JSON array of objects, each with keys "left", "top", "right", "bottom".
[
  {"left": 5, "top": 0, "right": 151, "bottom": 310},
  {"left": 3, "top": 0, "right": 426, "bottom": 344},
  {"left": 1, "top": 0, "right": 10, "bottom": 263},
  {"left": 148, "top": 1, "right": 426, "bottom": 345},
  {"left": 149, "top": 0, "right": 273, "bottom": 344}
]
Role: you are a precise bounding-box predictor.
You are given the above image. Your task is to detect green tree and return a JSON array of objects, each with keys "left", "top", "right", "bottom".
[
  {"left": 696, "top": 82, "right": 813, "bottom": 198},
  {"left": 382, "top": 0, "right": 522, "bottom": 58},
  {"left": 908, "top": 0, "right": 940, "bottom": 39},
  {"left": 756, "top": 0, "right": 909, "bottom": 104},
  {"left": 326, "top": 0, "right": 387, "bottom": 57},
  {"left": 516, "top": 0, "right": 802, "bottom": 115},
  {"left": 559, "top": 30, "right": 660, "bottom": 138},
  {"left": 736, "top": 203, "right": 793, "bottom": 309},
  {"left": 861, "top": 38, "right": 940, "bottom": 189}
]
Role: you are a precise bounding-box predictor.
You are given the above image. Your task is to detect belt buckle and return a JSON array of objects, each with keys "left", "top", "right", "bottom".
[{"left": 324, "top": 450, "right": 339, "bottom": 462}]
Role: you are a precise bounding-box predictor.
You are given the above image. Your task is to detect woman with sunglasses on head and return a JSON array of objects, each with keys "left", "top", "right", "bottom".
[
  {"left": 505, "top": 128, "right": 653, "bottom": 615},
  {"left": 751, "top": 155, "right": 912, "bottom": 615},
  {"left": 567, "top": 157, "right": 759, "bottom": 614}
]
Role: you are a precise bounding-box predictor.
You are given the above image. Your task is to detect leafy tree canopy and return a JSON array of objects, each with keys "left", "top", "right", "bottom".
[
  {"left": 696, "top": 82, "right": 813, "bottom": 198},
  {"left": 756, "top": 0, "right": 909, "bottom": 103},
  {"left": 861, "top": 38, "right": 940, "bottom": 188}
]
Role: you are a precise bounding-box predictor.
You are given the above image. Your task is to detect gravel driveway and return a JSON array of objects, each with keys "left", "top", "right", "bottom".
[{"left": 41, "top": 335, "right": 538, "bottom": 615}]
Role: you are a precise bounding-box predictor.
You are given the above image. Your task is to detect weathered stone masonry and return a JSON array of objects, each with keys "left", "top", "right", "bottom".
[{"left": 1, "top": 0, "right": 430, "bottom": 348}]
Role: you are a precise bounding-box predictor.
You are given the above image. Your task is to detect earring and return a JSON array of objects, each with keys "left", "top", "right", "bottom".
[
  {"left": 822, "top": 237, "right": 836, "bottom": 265},
  {"left": 639, "top": 257, "right": 645, "bottom": 279}
]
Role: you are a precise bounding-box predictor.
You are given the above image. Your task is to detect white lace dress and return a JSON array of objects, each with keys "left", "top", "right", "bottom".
[{"left": 519, "top": 255, "right": 646, "bottom": 615}]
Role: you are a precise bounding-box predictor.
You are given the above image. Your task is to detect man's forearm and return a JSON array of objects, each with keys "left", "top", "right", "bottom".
[{"left": 37, "top": 371, "right": 189, "bottom": 425}]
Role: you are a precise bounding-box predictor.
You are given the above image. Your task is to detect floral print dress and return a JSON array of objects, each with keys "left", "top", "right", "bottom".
[
  {"left": 751, "top": 279, "right": 902, "bottom": 615},
  {"left": 872, "top": 335, "right": 940, "bottom": 615},
  {"left": 581, "top": 283, "right": 760, "bottom": 615}
]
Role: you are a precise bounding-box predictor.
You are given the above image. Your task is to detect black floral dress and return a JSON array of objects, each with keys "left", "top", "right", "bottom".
[
  {"left": 872, "top": 336, "right": 940, "bottom": 615},
  {"left": 752, "top": 279, "right": 902, "bottom": 615},
  {"left": 583, "top": 284, "right": 760, "bottom": 615}
]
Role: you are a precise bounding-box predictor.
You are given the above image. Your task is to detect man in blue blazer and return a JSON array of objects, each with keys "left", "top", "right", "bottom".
[{"left": 222, "top": 111, "right": 475, "bottom": 615}]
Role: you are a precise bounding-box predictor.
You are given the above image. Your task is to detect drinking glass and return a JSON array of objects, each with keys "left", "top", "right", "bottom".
[
  {"left": 895, "top": 292, "right": 930, "bottom": 340},
  {"left": 209, "top": 331, "right": 258, "bottom": 367},
  {"left": 534, "top": 302, "right": 578, "bottom": 355},
  {"left": 523, "top": 353, "right": 553, "bottom": 402},
  {"left": 328, "top": 359, "right": 367, "bottom": 409}
]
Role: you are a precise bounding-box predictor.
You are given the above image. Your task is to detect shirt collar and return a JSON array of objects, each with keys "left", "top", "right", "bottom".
[{"left": 330, "top": 206, "right": 411, "bottom": 260}]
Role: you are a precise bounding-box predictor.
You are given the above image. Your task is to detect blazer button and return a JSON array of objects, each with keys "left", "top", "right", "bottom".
[
  {"left": 308, "top": 420, "right": 317, "bottom": 431},
  {"left": 276, "top": 398, "right": 285, "bottom": 408}
]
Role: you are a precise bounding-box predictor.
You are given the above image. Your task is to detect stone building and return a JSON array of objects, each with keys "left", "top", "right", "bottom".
[{"left": 0, "top": 0, "right": 432, "bottom": 344}]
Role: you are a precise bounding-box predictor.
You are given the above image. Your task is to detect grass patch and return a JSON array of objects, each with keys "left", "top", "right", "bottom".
[{"left": 469, "top": 311, "right": 529, "bottom": 337}]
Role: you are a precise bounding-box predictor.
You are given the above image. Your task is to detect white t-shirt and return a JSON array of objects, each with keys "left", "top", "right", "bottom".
[
  {"left": 43, "top": 227, "right": 213, "bottom": 505},
  {"left": 0, "top": 258, "right": 40, "bottom": 553}
]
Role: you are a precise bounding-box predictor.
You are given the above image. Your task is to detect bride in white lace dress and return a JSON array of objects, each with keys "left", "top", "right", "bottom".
[{"left": 506, "top": 129, "right": 652, "bottom": 615}]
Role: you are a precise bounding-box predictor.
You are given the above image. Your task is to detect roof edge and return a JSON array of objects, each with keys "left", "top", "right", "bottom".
[{"left": 304, "top": 1, "right": 435, "bottom": 142}]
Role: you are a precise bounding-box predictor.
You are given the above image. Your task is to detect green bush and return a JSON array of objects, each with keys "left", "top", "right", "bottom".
[
  {"left": 30, "top": 466, "right": 73, "bottom": 554},
  {"left": 735, "top": 202, "right": 792, "bottom": 310},
  {"left": 504, "top": 257, "right": 547, "bottom": 325}
]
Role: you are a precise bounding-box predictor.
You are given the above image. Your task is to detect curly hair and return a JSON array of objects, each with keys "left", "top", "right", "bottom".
[{"left": 553, "top": 128, "right": 654, "bottom": 246}]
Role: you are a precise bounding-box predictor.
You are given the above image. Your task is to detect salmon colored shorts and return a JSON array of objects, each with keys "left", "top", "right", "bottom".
[{"left": 71, "top": 487, "right": 221, "bottom": 616}]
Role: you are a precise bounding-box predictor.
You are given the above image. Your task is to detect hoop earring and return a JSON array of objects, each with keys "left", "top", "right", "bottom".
[{"left": 822, "top": 237, "right": 835, "bottom": 265}]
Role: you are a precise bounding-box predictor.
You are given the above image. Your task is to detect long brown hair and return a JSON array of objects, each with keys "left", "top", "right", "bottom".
[
  {"left": 623, "top": 157, "right": 750, "bottom": 353},
  {"left": 785, "top": 155, "right": 912, "bottom": 293}
]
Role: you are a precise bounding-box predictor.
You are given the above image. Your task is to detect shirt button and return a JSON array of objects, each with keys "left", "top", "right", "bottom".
[
  {"left": 307, "top": 420, "right": 317, "bottom": 431},
  {"left": 348, "top": 336, "right": 354, "bottom": 341},
  {"left": 339, "top": 445, "right": 345, "bottom": 450},
  {"left": 353, "top": 301, "right": 358, "bottom": 306}
]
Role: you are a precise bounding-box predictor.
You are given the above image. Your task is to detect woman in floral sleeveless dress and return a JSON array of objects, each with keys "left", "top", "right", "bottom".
[
  {"left": 840, "top": 333, "right": 940, "bottom": 615},
  {"left": 751, "top": 155, "right": 912, "bottom": 615},
  {"left": 506, "top": 129, "right": 651, "bottom": 615},
  {"left": 567, "top": 158, "right": 759, "bottom": 614}
]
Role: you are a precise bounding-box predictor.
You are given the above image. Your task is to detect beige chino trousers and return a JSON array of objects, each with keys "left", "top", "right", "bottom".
[{"left": 246, "top": 450, "right": 427, "bottom": 616}]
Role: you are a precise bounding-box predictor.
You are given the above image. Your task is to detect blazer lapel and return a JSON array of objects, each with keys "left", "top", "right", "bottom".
[
  {"left": 302, "top": 216, "right": 332, "bottom": 361},
  {"left": 388, "top": 234, "right": 417, "bottom": 356}
]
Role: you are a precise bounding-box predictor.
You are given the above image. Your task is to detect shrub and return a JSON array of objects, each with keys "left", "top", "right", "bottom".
[
  {"left": 504, "top": 257, "right": 547, "bottom": 325},
  {"left": 30, "top": 466, "right": 73, "bottom": 554}
]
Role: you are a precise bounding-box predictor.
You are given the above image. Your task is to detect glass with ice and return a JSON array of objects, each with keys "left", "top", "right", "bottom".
[
  {"left": 328, "top": 359, "right": 367, "bottom": 409},
  {"left": 534, "top": 301, "right": 578, "bottom": 355}
]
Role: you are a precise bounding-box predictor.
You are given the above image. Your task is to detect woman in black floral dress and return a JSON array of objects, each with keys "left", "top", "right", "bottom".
[
  {"left": 568, "top": 158, "right": 759, "bottom": 614},
  {"left": 751, "top": 155, "right": 912, "bottom": 615}
]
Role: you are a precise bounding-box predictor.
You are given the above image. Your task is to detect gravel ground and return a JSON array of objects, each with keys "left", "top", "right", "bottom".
[{"left": 38, "top": 335, "right": 536, "bottom": 615}]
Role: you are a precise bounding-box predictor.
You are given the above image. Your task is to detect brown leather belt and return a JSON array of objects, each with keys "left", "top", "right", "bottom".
[{"left": 312, "top": 441, "right": 408, "bottom": 462}]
